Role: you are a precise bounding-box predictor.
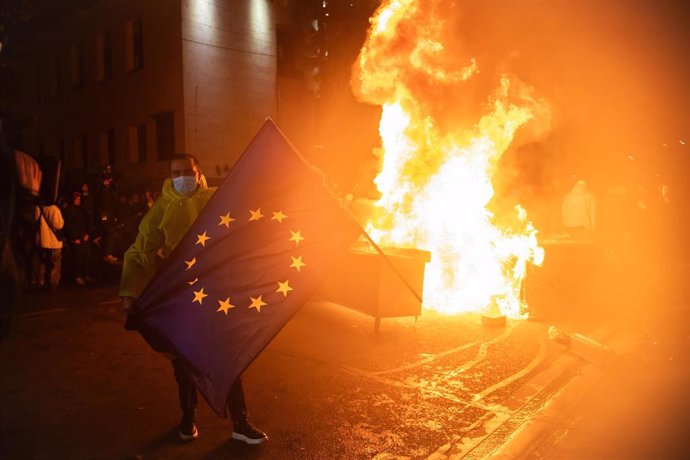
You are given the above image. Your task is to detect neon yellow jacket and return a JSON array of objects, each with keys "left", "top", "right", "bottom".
[{"left": 119, "top": 176, "right": 215, "bottom": 298}]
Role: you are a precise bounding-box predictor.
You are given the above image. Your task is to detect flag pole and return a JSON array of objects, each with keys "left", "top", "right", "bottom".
[
  {"left": 355, "top": 221, "right": 425, "bottom": 306},
  {"left": 267, "top": 117, "right": 425, "bottom": 307}
]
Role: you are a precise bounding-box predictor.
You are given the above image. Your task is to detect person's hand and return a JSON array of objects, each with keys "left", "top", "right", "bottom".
[
  {"left": 83, "top": 234, "right": 89, "bottom": 242},
  {"left": 121, "top": 296, "right": 136, "bottom": 312},
  {"left": 93, "top": 236, "right": 102, "bottom": 246},
  {"left": 14, "top": 150, "right": 42, "bottom": 196},
  {"left": 73, "top": 239, "right": 81, "bottom": 245}
]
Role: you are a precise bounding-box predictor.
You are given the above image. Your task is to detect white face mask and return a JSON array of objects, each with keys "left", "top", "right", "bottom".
[{"left": 172, "top": 176, "right": 198, "bottom": 198}]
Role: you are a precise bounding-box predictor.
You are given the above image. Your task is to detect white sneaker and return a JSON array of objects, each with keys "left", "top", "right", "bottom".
[
  {"left": 232, "top": 420, "right": 268, "bottom": 444},
  {"left": 178, "top": 419, "right": 199, "bottom": 441}
]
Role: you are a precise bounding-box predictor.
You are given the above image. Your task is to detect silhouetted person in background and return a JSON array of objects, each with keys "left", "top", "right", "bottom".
[
  {"left": 97, "top": 172, "right": 120, "bottom": 265},
  {"left": 29, "top": 199, "right": 64, "bottom": 291},
  {"left": 79, "top": 182, "right": 96, "bottom": 227},
  {"left": 63, "top": 192, "right": 96, "bottom": 285},
  {"left": 1, "top": 133, "right": 42, "bottom": 340}
]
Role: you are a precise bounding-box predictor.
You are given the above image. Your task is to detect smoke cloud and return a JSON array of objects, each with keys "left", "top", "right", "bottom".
[{"left": 352, "top": 0, "right": 690, "bottom": 186}]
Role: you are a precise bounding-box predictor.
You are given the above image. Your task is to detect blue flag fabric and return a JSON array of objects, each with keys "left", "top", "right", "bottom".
[{"left": 130, "top": 119, "right": 361, "bottom": 417}]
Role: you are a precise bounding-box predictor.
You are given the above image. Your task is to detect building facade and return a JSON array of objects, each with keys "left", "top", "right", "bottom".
[
  {"left": 6, "top": 0, "right": 379, "bottom": 193},
  {"left": 13, "top": 0, "right": 278, "bottom": 189}
]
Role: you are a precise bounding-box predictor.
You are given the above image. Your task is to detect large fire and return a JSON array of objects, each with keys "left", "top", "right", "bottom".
[{"left": 352, "top": 0, "right": 547, "bottom": 318}]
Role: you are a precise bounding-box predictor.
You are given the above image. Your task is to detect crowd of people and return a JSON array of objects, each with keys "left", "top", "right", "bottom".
[
  {"left": 12, "top": 169, "right": 158, "bottom": 292},
  {"left": 2, "top": 145, "right": 269, "bottom": 444}
]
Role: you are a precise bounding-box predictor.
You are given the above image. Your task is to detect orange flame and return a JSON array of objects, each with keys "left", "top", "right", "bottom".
[{"left": 352, "top": 0, "right": 547, "bottom": 317}]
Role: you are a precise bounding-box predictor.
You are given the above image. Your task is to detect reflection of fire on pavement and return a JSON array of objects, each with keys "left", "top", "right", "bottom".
[{"left": 350, "top": 0, "right": 549, "bottom": 319}]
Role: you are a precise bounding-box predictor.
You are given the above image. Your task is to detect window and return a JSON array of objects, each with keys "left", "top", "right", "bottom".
[
  {"left": 36, "top": 63, "right": 43, "bottom": 103},
  {"left": 59, "top": 139, "right": 66, "bottom": 168},
  {"left": 128, "top": 124, "right": 147, "bottom": 163},
  {"left": 96, "top": 31, "right": 113, "bottom": 81},
  {"left": 48, "top": 55, "right": 62, "bottom": 96},
  {"left": 84, "top": 135, "right": 95, "bottom": 167},
  {"left": 74, "top": 135, "right": 88, "bottom": 168},
  {"left": 276, "top": 26, "right": 301, "bottom": 78},
  {"left": 70, "top": 42, "right": 85, "bottom": 87},
  {"left": 125, "top": 18, "right": 144, "bottom": 72},
  {"left": 153, "top": 111, "right": 175, "bottom": 161},
  {"left": 100, "top": 129, "right": 116, "bottom": 165}
]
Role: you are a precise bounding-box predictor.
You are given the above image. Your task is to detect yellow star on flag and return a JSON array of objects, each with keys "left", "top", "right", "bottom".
[
  {"left": 289, "top": 230, "right": 304, "bottom": 246},
  {"left": 271, "top": 210, "right": 287, "bottom": 223},
  {"left": 185, "top": 257, "right": 197, "bottom": 270},
  {"left": 187, "top": 278, "right": 198, "bottom": 285},
  {"left": 290, "top": 256, "right": 306, "bottom": 272},
  {"left": 196, "top": 231, "right": 210, "bottom": 247},
  {"left": 248, "top": 295, "right": 267, "bottom": 312},
  {"left": 219, "top": 213, "right": 235, "bottom": 228},
  {"left": 249, "top": 208, "right": 263, "bottom": 221},
  {"left": 276, "top": 280, "right": 293, "bottom": 297},
  {"left": 193, "top": 287, "right": 208, "bottom": 304},
  {"left": 217, "top": 297, "right": 235, "bottom": 315}
]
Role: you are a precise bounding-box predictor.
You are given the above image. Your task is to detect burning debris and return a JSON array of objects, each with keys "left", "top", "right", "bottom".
[
  {"left": 351, "top": 0, "right": 550, "bottom": 318},
  {"left": 548, "top": 325, "right": 617, "bottom": 368}
]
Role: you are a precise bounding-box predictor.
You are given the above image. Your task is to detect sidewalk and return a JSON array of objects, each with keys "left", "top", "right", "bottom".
[
  {"left": 488, "top": 292, "right": 690, "bottom": 459},
  {"left": 528, "top": 303, "right": 690, "bottom": 459}
]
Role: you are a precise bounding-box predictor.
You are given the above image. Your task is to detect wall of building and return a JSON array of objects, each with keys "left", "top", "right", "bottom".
[
  {"left": 261, "top": 0, "right": 382, "bottom": 193},
  {"left": 181, "top": 0, "right": 277, "bottom": 178},
  {"left": 21, "top": 0, "right": 185, "bottom": 190}
]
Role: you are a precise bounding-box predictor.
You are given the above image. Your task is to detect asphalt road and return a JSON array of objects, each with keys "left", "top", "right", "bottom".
[
  {"left": 1, "top": 283, "right": 585, "bottom": 460},
  {"left": 2, "top": 269, "right": 686, "bottom": 460}
]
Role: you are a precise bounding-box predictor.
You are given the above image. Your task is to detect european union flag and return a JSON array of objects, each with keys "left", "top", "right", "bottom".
[{"left": 129, "top": 120, "right": 362, "bottom": 416}]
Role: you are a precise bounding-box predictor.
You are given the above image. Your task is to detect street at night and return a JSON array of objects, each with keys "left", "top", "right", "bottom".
[{"left": 2, "top": 1, "right": 690, "bottom": 458}]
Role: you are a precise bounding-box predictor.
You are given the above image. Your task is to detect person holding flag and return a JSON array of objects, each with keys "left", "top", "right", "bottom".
[
  {"left": 121, "top": 121, "right": 362, "bottom": 449},
  {"left": 120, "top": 152, "right": 268, "bottom": 444}
]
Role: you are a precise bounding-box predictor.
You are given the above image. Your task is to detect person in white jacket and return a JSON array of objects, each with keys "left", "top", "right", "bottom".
[
  {"left": 561, "top": 179, "right": 596, "bottom": 238},
  {"left": 31, "top": 203, "right": 64, "bottom": 290}
]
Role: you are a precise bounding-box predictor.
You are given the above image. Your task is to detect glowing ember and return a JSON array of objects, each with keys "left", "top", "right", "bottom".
[{"left": 352, "top": 0, "right": 547, "bottom": 317}]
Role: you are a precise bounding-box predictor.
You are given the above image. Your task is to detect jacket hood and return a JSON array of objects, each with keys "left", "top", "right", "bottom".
[
  {"left": 570, "top": 180, "right": 588, "bottom": 194},
  {"left": 161, "top": 174, "right": 209, "bottom": 200}
]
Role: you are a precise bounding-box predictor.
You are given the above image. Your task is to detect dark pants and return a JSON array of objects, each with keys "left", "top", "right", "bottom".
[
  {"left": 102, "top": 222, "right": 127, "bottom": 258},
  {"left": 70, "top": 241, "right": 94, "bottom": 279},
  {"left": 172, "top": 359, "right": 247, "bottom": 423},
  {"left": 31, "top": 247, "right": 61, "bottom": 288},
  {"left": 1, "top": 240, "right": 21, "bottom": 341}
]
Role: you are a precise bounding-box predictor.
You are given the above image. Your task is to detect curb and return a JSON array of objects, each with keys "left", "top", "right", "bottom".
[
  {"left": 483, "top": 327, "right": 628, "bottom": 459},
  {"left": 488, "top": 358, "right": 602, "bottom": 458},
  {"left": 457, "top": 326, "right": 616, "bottom": 459}
]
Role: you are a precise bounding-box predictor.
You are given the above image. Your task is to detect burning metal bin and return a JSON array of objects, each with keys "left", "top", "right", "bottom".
[
  {"left": 524, "top": 240, "right": 607, "bottom": 321},
  {"left": 316, "top": 244, "right": 431, "bottom": 331}
]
